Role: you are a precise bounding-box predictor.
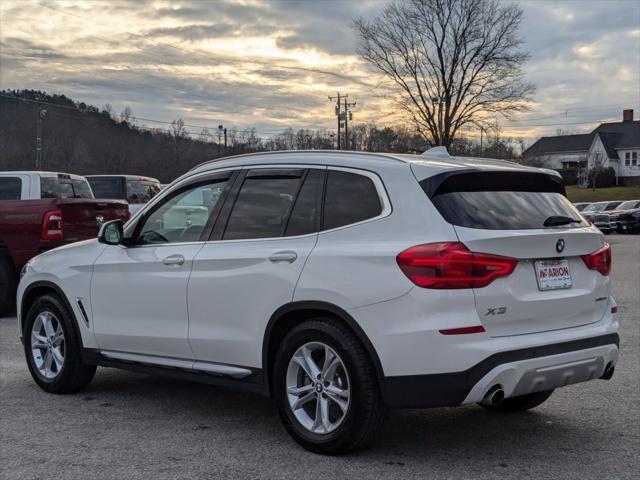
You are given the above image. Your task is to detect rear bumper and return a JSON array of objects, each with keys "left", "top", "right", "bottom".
[{"left": 381, "top": 333, "right": 619, "bottom": 408}]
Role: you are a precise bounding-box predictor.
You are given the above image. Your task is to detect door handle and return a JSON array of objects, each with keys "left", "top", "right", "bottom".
[
  {"left": 269, "top": 251, "right": 297, "bottom": 263},
  {"left": 162, "top": 254, "right": 185, "bottom": 266}
]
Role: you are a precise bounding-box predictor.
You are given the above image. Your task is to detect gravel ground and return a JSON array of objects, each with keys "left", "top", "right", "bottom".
[{"left": 1, "top": 235, "right": 638, "bottom": 480}]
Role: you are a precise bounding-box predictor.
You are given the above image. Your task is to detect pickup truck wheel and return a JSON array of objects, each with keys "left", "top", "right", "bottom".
[
  {"left": 24, "top": 294, "right": 96, "bottom": 393},
  {"left": 273, "top": 317, "right": 385, "bottom": 454},
  {"left": 479, "top": 390, "right": 554, "bottom": 413},
  {"left": 0, "top": 255, "right": 17, "bottom": 316}
]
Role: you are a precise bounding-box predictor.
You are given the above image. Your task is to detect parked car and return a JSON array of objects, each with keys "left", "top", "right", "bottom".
[
  {"left": 616, "top": 206, "right": 640, "bottom": 234},
  {"left": 0, "top": 171, "right": 129, "bottom": 315},
  {"left": 17, "top": 151, "right": 618, "bottom": 454},
  {"left": 581, "top": 201, "right": 622, "bottom": 229},
  {"left": 572, "top": 202, "right": 591, "bottom": 211},
  {"left": 604, "top": 200, "right": 640, "bottom": 232},
  {"left": 85, "top": 175, "right": 161, "bottom": 215}
]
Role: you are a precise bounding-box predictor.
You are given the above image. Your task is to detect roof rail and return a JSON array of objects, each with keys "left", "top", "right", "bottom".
[{"left": 421, "top": 146, "right": 450, "bottom": 158}]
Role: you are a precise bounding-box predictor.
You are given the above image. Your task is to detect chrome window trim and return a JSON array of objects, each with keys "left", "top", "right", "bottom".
[{"left": 124, "top": 163, "right": 392, "bottom": 244}]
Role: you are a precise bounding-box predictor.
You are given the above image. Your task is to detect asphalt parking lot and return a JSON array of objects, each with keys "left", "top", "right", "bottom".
[{"left": 1, "top": 235, "right": 638, "bottom": 480}]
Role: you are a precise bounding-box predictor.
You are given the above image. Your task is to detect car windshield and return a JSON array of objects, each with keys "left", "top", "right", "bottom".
[
  {"left": 585, "top": 203, "right": 606, "bottom": 212},
  {"left": 617, "top": 200, "right": 640, "bottom": 210}
]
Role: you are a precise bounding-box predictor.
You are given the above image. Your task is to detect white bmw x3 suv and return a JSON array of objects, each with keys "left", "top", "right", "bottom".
[{"left": 18, "top": 149, "right": 619, "bottom": 454}]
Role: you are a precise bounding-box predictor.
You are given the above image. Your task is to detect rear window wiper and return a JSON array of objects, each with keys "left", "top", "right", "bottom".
[{"left": 543, "top": 215, "right": 582, "bottom": 227}]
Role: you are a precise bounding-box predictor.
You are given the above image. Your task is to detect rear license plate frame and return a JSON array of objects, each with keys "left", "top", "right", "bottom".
[{"left": 534, "top": 258, "right": 572, "bottom": 291}]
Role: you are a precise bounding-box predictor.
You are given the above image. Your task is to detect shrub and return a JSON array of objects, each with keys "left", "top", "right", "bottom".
[{"left": 588, "top": 166, "right": 616, "bottom": 188}]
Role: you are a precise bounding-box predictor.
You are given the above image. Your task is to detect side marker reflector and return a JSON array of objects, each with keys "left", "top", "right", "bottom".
[{"left": 439, "top": 326, "right": 486, "bottom": 335}]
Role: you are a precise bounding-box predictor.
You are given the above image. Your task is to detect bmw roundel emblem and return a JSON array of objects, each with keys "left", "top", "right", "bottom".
[{"left": 556, "top": 238, "right": 565, "bottom": 253}]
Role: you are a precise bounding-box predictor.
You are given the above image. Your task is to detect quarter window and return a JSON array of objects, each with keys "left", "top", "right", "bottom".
[
  {"left": 136, "top": 180, "right": 228, "bottom": 245},
  {"left": 322, "top": 170, "right": 382, "bottom": 230},
  {"left": 224, "top": 171, "right": 303, "bottom": 240},
  {"left": 0, "top": 177, "right": 22, "bottom": 200}
]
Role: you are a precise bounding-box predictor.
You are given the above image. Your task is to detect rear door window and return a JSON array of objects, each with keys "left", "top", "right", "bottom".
[
  {"left": 322, "top": 170, "right": 382, "bottom": 230},
  {"left": 223, "top": 169, "right": 304, "bottom": 240},
  {"left": 0, "top": 177, "right": 22, "bottom": 200},
  {"left": 422, "top": 171, "right": 588, "bottom": 230},
  {"left": 285, "top": 169, "right": 324, "bottom": 237}
]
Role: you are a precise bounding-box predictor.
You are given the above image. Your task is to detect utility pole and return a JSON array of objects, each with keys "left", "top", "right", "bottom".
[
  {"left": 36, "top": 106, "right": 47, "bottom": 170},
  {"left": 343, "top": 97, "right": 356, "bottom": 150},
  {"left": 328, "top": 93, "right": 342, "bottom": 149},
  {"left": 328, "top": 93, "right": 356, "bottom": 150},
  {"left": 218, "top": 124, "right": 227, "bottom": 149},
  {"left": 479, "top": 125, "right": 485, "bottom": 156}
]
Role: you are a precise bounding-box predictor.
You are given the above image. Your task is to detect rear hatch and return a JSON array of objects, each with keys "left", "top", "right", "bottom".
[
  {"left": 56, "top": 198, "right": 129, "bottom": 242},
  {"left": 418, "top": 168, "right": 609, "bottom": 337}
]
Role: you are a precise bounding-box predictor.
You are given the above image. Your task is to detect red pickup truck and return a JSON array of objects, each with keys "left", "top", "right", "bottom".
[{"left": 0, "top": 171, "right": 129, "bottom": 314}]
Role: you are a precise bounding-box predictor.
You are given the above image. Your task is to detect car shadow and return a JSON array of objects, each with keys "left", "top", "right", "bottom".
[{"left": 82, "top": 367, "right": 601, "bottom": 464}]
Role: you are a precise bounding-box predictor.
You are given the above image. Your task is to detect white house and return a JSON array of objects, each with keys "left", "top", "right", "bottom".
[{"left": 524, "top": 109, "right": 640, "bottom": 185}]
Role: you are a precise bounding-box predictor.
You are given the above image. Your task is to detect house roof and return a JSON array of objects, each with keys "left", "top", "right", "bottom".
[
  {"left": 523, "top": 133, "right": 593, "bottom": 157},
  {"left": 593, "top": 120, "right": 640, "bottom": 149},
  {"left": 524, "top": 120, "right": 640, "bottom": 158},
  {"left": 597, "top": 132, "right": 623, "bottom": 159}
]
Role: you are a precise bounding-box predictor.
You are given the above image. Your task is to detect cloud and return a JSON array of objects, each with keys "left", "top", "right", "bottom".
[{"left": 0, "top": 0, "right": 638, "bottom": 144}]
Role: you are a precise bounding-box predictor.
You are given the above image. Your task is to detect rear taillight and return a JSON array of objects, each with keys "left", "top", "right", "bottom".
[
  {"left": 581, "top": 242, "right": 611, "bottom": 276},
  {"left": 396, "top": 242, "right": 518, "bottom": 289},
  {"left": 41, "top": 210, "right": 63, "bottom": 240}
]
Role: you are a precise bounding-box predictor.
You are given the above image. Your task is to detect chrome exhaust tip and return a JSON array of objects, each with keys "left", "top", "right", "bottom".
[
  {"left": 601, "top": 362, "right": 615, "bottom": 380},
  {"left": 482, "top": 385, "right": 505, "bottom": 406}
]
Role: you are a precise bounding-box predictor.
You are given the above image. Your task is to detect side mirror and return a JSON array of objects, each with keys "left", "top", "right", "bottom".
[{"left": 98, "top": 219, "right": 124, "bottom": 245}]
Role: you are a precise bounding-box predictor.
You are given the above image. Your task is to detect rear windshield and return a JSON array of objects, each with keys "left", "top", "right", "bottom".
[
  {"left": 0, "top": 177, "right": 22, "bottom": 200},
  {"left": 41, "top": 176, "right": 94, "bottom": 199},
  {"left": 126, "top": 180, "right": 161, "bottom": 204},
  {"left": 87, "top": 177, "right": 125, "bottom": 199},
  {"left": 422, "top": 171, "right": 588, "bottom": 230}
]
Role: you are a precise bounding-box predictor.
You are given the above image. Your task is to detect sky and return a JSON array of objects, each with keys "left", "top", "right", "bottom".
[{"left": 1, "top": 0, "right": 639, "bottom": 145}]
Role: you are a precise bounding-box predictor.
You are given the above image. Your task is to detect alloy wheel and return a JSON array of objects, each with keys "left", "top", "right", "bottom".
[
  {"left": 30, "top": 310, "right": 65, "bottom": 379},
  {"left": 286, "top": 342, "right": 350, "bottom": 434}
]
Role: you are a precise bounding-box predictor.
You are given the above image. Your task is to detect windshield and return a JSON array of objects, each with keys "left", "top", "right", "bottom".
[
  {"left": 41, "top": 176, "right": 94, "bottom": 199},
  {"left": 585, "top": 203, "right": 606, "bottom": 212},
  {"left": 618, "top": 200, "right": 640, "bottom": 210}
]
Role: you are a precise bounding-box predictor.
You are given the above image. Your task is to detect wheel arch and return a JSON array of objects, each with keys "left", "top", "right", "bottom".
[
  {"left": 262, "top": 301, "right": 385, "bottom": 395},
  {"left": 20, "top": 281, "right": 83, "bottom": 349}
]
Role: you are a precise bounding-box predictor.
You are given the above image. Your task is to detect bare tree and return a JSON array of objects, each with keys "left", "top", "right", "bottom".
[{"left": 354, "top": 0, "right": 534, "bottom": 147}]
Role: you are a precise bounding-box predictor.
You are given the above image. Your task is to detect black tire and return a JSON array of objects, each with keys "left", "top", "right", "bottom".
[
  {"left": 273, "top": 317, "right": 385, "bottom": 454},
  {"left": 23, "top": 294, "right": 96, "bottom": 393},
  {"left": 0, "top": 254, "right": 18, "bottom": 316},
  {"left": 479, "top": 389, "right": 554, "bottom": 413}
]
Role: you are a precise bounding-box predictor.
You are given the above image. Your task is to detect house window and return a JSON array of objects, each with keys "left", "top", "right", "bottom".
[
  {"left": 633, "top": 152, "right": 638, "bottom": 166},
  {"left": 625, "top": 152, "right": 631, "bottom": 166},
  {"left": 594, "top": 152, "right": 603, "bottom": 165}
]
